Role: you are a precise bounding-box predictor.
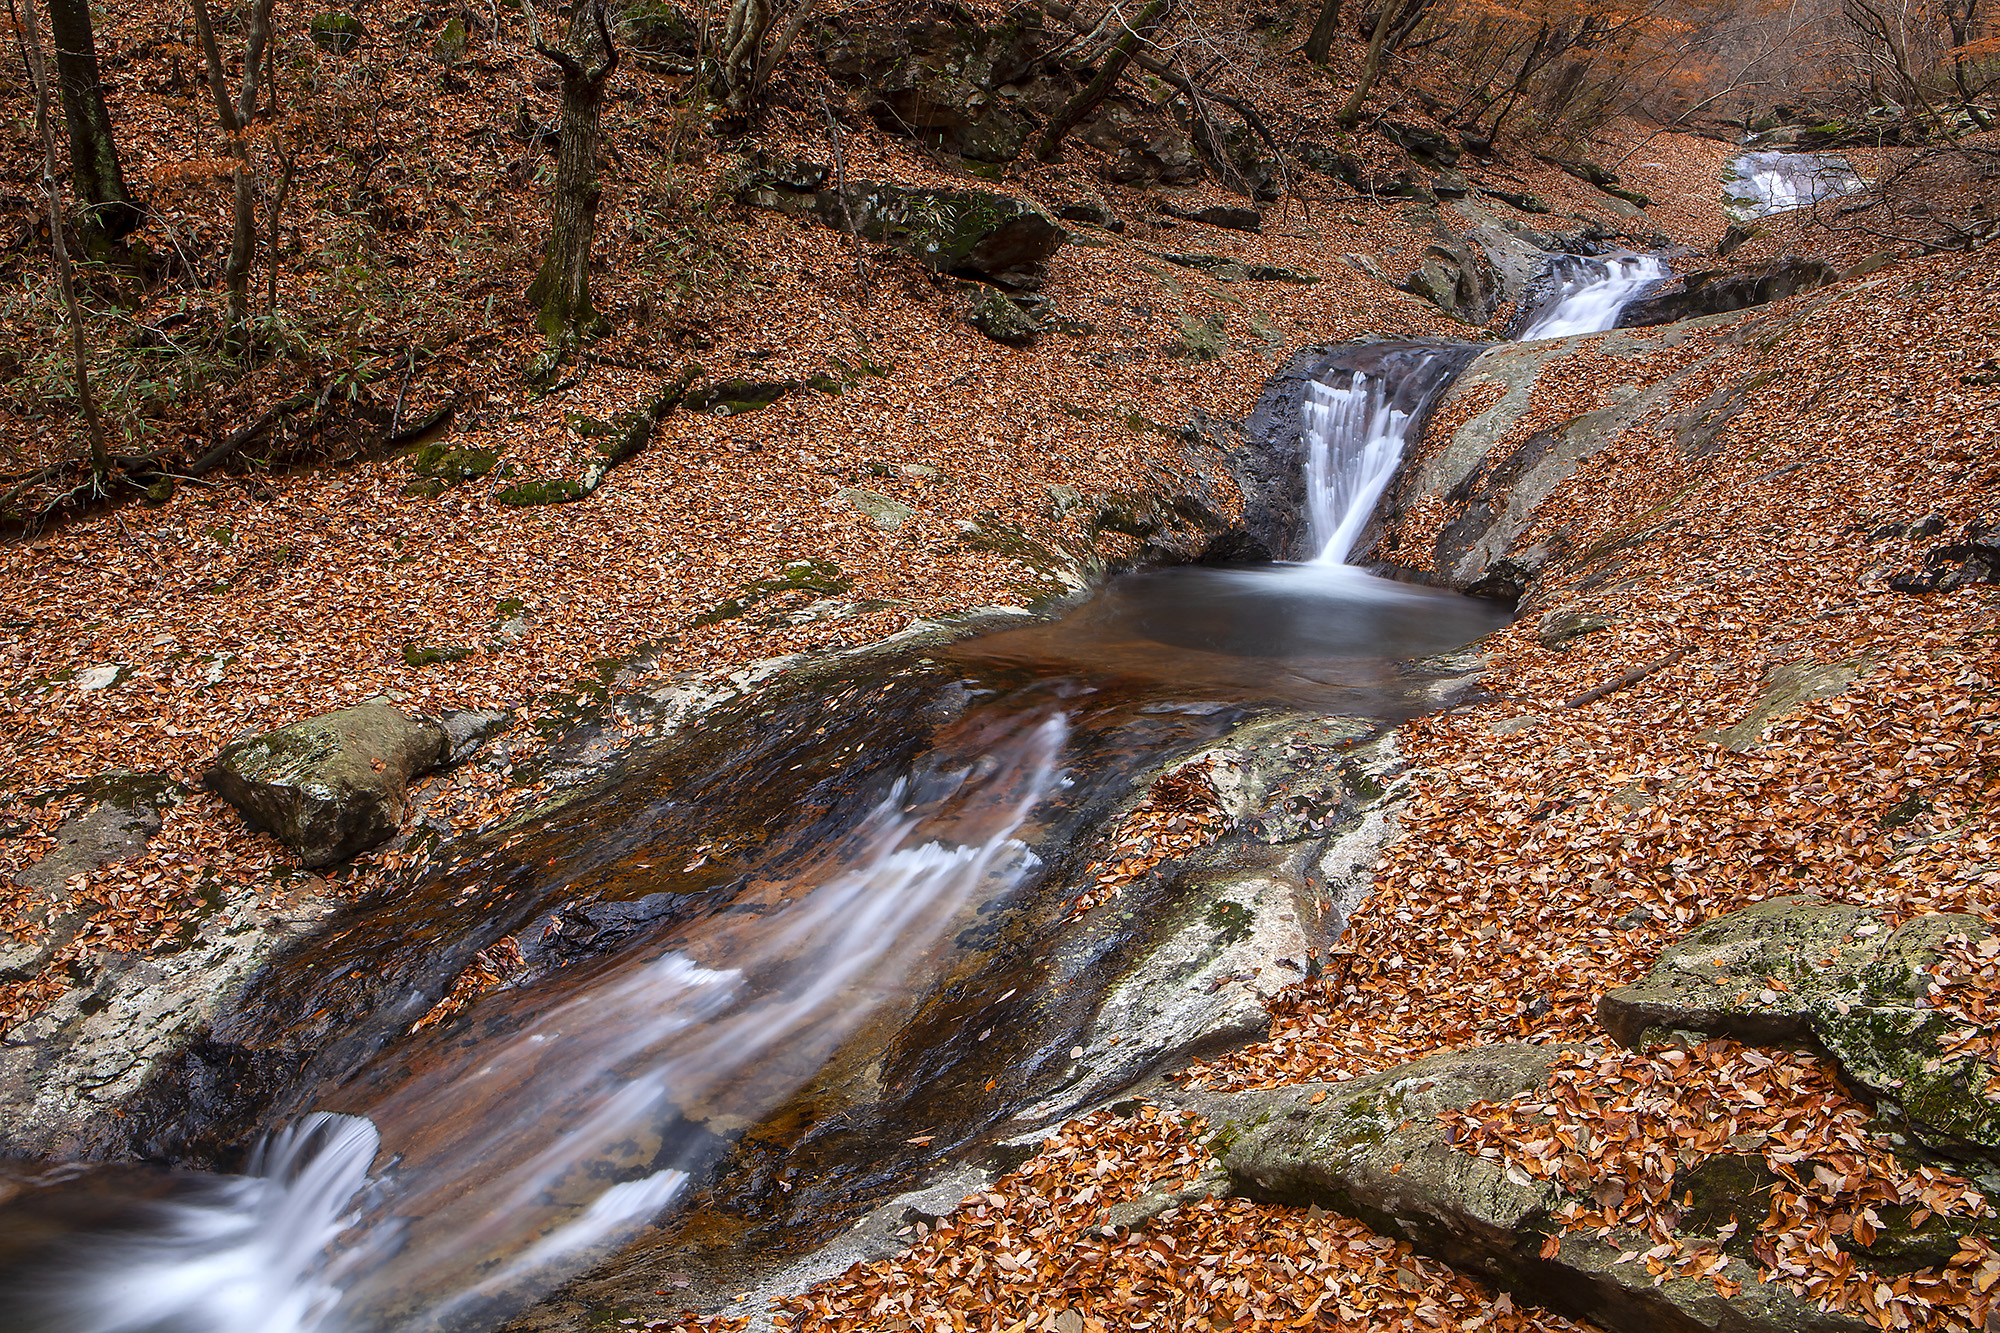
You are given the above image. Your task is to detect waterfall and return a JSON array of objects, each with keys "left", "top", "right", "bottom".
[
  {"left": 1727, "top": 150, "right": 1864, "bottom": 220},
  {"left": 23, "top": 711, "right": 1069, "bottom": 1333},
  {"left": 1302, "top": 371, "right": 1428, "bottom": 565},
  {"left": 1516, "top": 254, "right": 1669, "bottom": 340}
]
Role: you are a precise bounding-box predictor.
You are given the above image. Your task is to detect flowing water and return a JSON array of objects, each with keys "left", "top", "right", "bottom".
[
  {"left": 1726, "top": 150, "right": 1865, "bottom": 220},
  {"left": 0, "top": 247, "right": 1662, "bottom": 1332}
]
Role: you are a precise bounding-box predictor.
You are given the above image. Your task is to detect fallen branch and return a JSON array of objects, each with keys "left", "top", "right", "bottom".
[{"left": 1564, "top": 644, "right": 1691, "bottom": 708}]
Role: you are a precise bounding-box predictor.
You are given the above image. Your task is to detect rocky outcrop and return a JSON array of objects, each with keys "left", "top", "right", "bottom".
[
  {"left": 964, "top": 290, "right": 1039, "bottom": 346},
  {"left": 207, "top": 699, "right": 449, "bottom": 867},
  {"left": 1210, "top": 1045, "right": 1872, "bottom": 1333},
  {"left": 1601, "top": 897, "right": 2000, "bottom": 1165},
  {"left": 1617, "top": 258, "right": 1839, "bottom": 327},
  {"left": 817, "top": 3, "right": 1045, "bottom": 164},
  {"left": 1081, "top": 100, "right": 1202, "bottom": 186}
]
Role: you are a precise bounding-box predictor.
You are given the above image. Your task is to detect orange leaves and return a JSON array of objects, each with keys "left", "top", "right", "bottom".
[{"left": 1071, "top": 758, "right": 1230, "bottom": 917}]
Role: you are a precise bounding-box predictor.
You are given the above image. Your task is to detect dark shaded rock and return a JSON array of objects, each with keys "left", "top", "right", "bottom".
[
  {"left": 1461, "top": 555, "right": 1540, "bottom": 606},
  {"left": 619, "top": 0, "right": 697, "bottom": 55},
  {"left": 742, "top": 180, "right": 1062, "bottom": 287},
  {"left": 1717, "top": 222, "right": 1760, "bottom": 257},
  {"left": 1888, "top": 541, "right": 2000, "bottom": 594},
  {"left": 682, "top": 378, "right": 795, "bottom": 417},
  {"left": 1055, "top": 197, "right": 1125, "bottom": 232},
  {"left": 1382, "top": 120, "right": 1460, "bottom": 168},
  {"left": 1480, "top": 189, "right": 1552, "bottom": 215},
  {"left": 1156, "top": 253, "right": 1316, "bottom": 284},
  {"left": 1214, "top": 1044, "right": 1877, "bottom": 1333},
  {"left": 965, "top": 291, "right": 1038, "bottom": 346},
  {"left": 1404, "top": 236, "right": 1500, "bottom": 326},
  {"left": 207, "top": 700, "right": 449, "bottom": 867},
  {"left": 1544, "top": 157, "right": 1651, "bottom": 207},
  {"left": 1081, "top": 101, "right": 1201, "bottom": 185},
  {"left": 1616, "top": 258, "right": 1838, "bottom": 327},
  {"left": 1294, "top": 142, "right": 1364, "bottom": 188},
  {"left": 1164, "top": 203, "right": 1262, "bottom": 232}
]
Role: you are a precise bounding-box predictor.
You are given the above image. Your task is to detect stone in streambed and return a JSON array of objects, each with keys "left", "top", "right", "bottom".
[{"left": 207, "top": 700, "right": 448, "bottom": 867}]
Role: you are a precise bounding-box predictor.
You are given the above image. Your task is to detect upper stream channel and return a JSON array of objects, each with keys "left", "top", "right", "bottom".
[{"left": 0, "top": 247, "right": 1678, "bottom": 1333}]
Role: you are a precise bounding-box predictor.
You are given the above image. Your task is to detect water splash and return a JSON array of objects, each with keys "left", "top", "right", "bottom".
[
  {"left": 1516, "top": 253, "right": 1669, "bottom": 340},
  {"left": 28, "top": 711, "right": 1070, "bottom": 1333}
]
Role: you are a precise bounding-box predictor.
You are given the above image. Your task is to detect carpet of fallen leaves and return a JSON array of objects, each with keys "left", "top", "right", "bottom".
[{"left": 650, "top": 1104, "right": 1592, "bottom": 1333}]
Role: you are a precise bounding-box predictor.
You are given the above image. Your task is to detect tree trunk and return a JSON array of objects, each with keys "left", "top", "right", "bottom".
[
  {"left": 1335, "top": 1, "right": 1398, "bottom": 126},
  {"left": 1303, "top": 0, "right": 1343, "bottom": 67},
  {"left": 190, "top": 0, "right": 273, "bottom": 354},
  {"left": 718, "top": 0, "right": 772, "bottom": 115},
  {"left": 1035, "top": 0, "right": 1170, "bottom": 161},
  {"left": 528, "top": 1, "right": 619, "bottom": 346},
  {"left": 47, "top": 0, "right": 139, "bottom": 244},
  {"left": 21, "top": 0, "right": 110, "bottom": 476}
]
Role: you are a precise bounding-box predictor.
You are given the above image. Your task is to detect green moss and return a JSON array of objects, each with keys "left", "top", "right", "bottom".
[
  {"left": 1207, "top": 899, "right": 1253, "bottom": 946},
  {"left": 402, "top": 644, "right": 472, "bottom": 668},
  {"left": 494, "top": 478, "right": 584, "bottom": 506},
  {"left": 309, "top": 11, "right": 367, "bottom": 53},
  {"left": 693, "top": 558, "right": 855, "bottom": 627}
]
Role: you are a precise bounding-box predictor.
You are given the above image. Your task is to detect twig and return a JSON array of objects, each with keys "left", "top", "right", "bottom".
[{"left": 1564, "top": 644, "right": 1691, "bottom": 708}]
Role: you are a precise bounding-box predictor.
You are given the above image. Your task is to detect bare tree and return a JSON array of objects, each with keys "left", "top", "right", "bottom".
[
  {"left": 525, "top": 0, "right": 620, "bottom": 346},
  {"left": 1304, "top": 0, "right": 1344, "bottom": 66},
  {"left": 190, "top": 0, "right": 276, "bottom": 354}
]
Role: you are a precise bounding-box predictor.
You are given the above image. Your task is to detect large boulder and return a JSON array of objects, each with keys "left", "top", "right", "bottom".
[
  {"left": 1080, "top": 99, "right": 1201, "bottom": 186},
  {"left": 741, "top": 173, "right": 1063, "bottom": 288},
  {"left": 207, "top": 700, "right": 448, "bottom": 867},
  {"left": 1601, "top": 897, "right": 2000, "bottom": 1164},
  {"left": 1212, "top": 1045, "right": 1874, "bottom": 1333}
]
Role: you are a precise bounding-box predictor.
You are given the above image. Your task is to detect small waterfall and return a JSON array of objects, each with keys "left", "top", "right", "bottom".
[
  {"left": 1302, "top": 371, "right": 1426, "bottom": 564},
  {"left": 25, "top": 711, "right": 1069, "bottom": 1333},
  {"left": 1727, "top": 150, "right": 1864, "bottom": 220},
  {"left": 1516, "top": 253, "right": 1669, "bottom": 340}
]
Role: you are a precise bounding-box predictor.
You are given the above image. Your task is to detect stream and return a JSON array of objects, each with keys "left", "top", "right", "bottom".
[{"left": 0, "top": 250, "right": 1669, "bottom": 1333}]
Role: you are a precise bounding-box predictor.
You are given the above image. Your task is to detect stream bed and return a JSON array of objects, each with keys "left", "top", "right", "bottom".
[{"left": 0, "top": 247, "right": 1672, "bottom": 1333}]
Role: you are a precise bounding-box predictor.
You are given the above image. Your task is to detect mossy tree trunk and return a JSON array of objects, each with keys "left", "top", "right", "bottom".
[
  {"left": 47, "top": 0, "right": 139, "bottom": 246},
  {"left": 527, "top": 0, "right": 619, "bottom": 347},
  {"left": 1034, "top": 0, "right": 1172, "bottom": 162}
]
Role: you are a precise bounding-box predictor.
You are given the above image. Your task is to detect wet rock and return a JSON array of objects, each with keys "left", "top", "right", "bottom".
[
  {"left": 965, "top": 291, "right": 1039, "bottom": 346},
  {"left": 207, "top": 700, "right": 449, "bottom": 868},
  {"left": 1601, "top": 899, "right": 2000, "bottom": 1163},
  {"left": 1213, "top": 1043, "right": 1878, "bottom": 1333},
  {"left": 1164, "top": 202, "right": 1262, "bottom": 233},
  {"left": 830, "top": 487, "right": 917, "bottom": 532},
  {"left": 1404, "top": 236, "right": 1499, "bottom": 326},
  {"left": 1616, "top": 258, "right": 1838, "bottom": 327}
]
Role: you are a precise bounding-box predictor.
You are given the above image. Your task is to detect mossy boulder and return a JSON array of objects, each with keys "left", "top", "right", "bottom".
[
  {"left": 1214, "top": 1044, "right": 1879, "bottom": 1333},
  {"left": 309, "top": 11, "right": 367, "bottom": 54},
  {"left": 1602, "top": 898, "right": 2000, "bottom": 1164},
  {"left": 207, "top": 700, "right": 447, "bottom": 867},
  {"left": 816, "top": 3, "right": 1043, "bottom": 164},
  {"left": 403, "top": 442, "right": 500, "bottom": 498},
  {"left": 742, "top": 177, "right": 1063, "bottom": 288},
  {"left": 680, "top": 378, "right": 794, "bottom": 417}
]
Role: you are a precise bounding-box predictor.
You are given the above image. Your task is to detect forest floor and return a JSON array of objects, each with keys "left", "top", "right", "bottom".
[{"left": 8, "top": 5, "right": 1999, "bottom": 1333}]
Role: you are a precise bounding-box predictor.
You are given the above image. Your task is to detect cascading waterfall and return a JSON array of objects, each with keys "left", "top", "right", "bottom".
[
  {"left": 1516, "top": 253, "right": 1669, "bottom": 340},
  {"left": 20, "top": 712, "right": 1068, "bottom": 1333},
  {"left": 1300, "top": 248, "right": 1667, "bottom": 566},
  {"left": 1727, "top": 149, "right": 1864, "bottom": 220}
]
